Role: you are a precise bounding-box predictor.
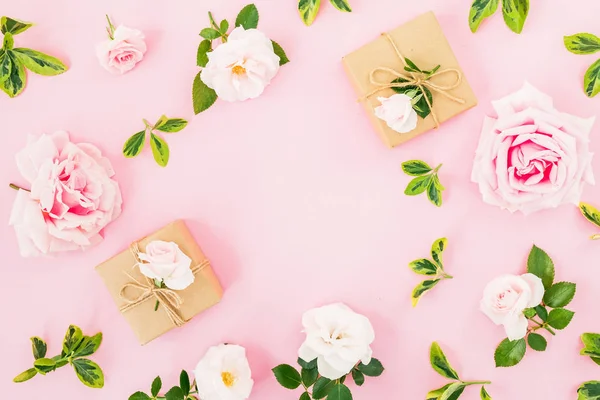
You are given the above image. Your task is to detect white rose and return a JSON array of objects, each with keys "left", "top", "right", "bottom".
[
  {"left": 194, "top": 344, "right": 253, "bottom": 400},
  {"left": 137, "top": 241, "right": 194, "bottom": 290},
  {"left": 298, "top": 303, "right": 375, "bottom": 380},
  {"left": 200, "top": 27, "right": 280, "bottom": 102},
  {"left": 374, "top": 94, "right": 418, "bottom": 134},
  {"left": 480, "top": 273, "right": 545, "bottom": 341}
]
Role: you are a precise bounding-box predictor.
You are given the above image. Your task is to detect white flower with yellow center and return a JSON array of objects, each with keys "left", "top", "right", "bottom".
[{"left": 194, "top": 344, "right": 253, "bottom": 400}]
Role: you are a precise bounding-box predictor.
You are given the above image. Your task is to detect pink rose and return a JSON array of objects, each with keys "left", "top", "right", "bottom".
[
  {"left": 9, "top": 131, "right": 122, "bottom": 257},
  {"left": 480, "top": 273, "right": 544, "bottom": 340},
  {"left": 472, "top": 82, "right": 595, "bottom": 214},
  {"left": 96, "top": 25, "right": 147, "bottom": 75},
  {"left": 374, "top": 94, "right": 418, "bottom": 134},
  {"left": 137, "top": 241, "right": 194, "bottom": 290}
]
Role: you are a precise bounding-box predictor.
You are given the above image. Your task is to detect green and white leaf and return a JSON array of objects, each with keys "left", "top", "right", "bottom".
[
  {"left": 405, "top": 175, "right": 432, "bottom": 196},
  {"left": 430, "top": 342, "right": 460, "bottom": 380},
  {"left": 543, "top": 282, "right": 576, "bottom": 308},
  {"left": 494, "top": 338, "right": 526, "bottom": 367},
  {"left": 73, "top": 333, "right": 103, "bottom": 358},
  {"left": 402, "top": 160, "right": 432, "bottom": 176},
  {"left": 565, "top": 33, "right": 600, "bottom": 55},
  {"left": 123, "top": 131, "right": 146, "bottom": 158},
  {"left": 546, "top": 308, "right": 574, "bottom": 330},
  {"left": 298, "top": 0, "right": 321, "bottom": 26},
  {"left": 63, "top": 325, "right": 84, "bottom": 355},
  {"left": 584, "top": 59, "right": 600, "bottom": 98},
  {"left": 391, "top": 77, "right": 433, "bottom": 118},
  {"left": 72, "top": 358, "right": 104, "bottom": 388},
  {"left": 272, "top": 364, "right": 302, "bottom": 389},
  {"left": 271, "top": 40, "right": 290, "bottom": 66},
  {"left": 581, "top": 333, "right": 600, "bottom": 358},
  {"left": 580, "top": 202, "right": 600, "bottom": 228},
  {"left": 31, "top": 336, "right": 47, "bottom": 359},
  {"left": 155, "top": 117, "right": 188, "bottom": 133},
  {"left": 431, "top": 237, "right": 447, "bottom": 267},
  {"left": 1, "top": 16, "right": 33, "bottom": 35},
  {"left": 13, "top": 48, "right": 67, "bottom": 76},
  {"left": 3, "top": 32, "right": 14, "bottom": 49},
  {"left": 480, "top": 386, "right": 492, "bottom": 400},
  {"left": 1, "top": 51, "right": 26, "bottom": 98},
  {"left": 235, "top": 4, "right": 259, "bottom": 29},
  {"left": 440, "top": 383, "right": 466, "bottom": 400},
  {"left": 427, "top": 175, "right": 443, "bottom": 207},
  {"left": 150, "top": 133, "right": 170, "bottom": 167},
  {"left": 33, "top": 357, "right": 56, "bottom": 374},
  {"left": 13, "top": 368, "right": 37, "bottom": 383},
  {"left": 578, "top": 381, "right": 600, "bottom": 400},
  {"left": 427, "top": 384, "right": 452, "bottom": 400},
  {"left": 501, "top": 0, "right": 529, "bottom": 34},
  {"left": 412, "top": 279, "right": 440, "bottom": 307},
  {"left": 469, "top": 0, "right": 499, "bottom": 33},
  {"left": 193, "top": 71, "right": 218, "bottom": 114},
  {"left": 329, "top": 0, "right": 352, "bottom": 12},
  {"left": 526, "top": 245, "right": 555, "bottom": 289},
  {"left": 409, "top": 258, "right": 438, "bottom": 275}
]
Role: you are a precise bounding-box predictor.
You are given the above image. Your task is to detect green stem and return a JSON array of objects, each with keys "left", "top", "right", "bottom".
[
  {"left": 105, "top": 14, "right": 116, "bottom": 39},
  {"left": 154, "top": 299, "right": 160, "bottom": 311},
  {"left": 591, "top": 234, "right": 600, "bottom": 240},
  {"left": 433, "top": 163, "right": 443, "bottom": 173},
  {"left": 528, "top": 317, "right": 556, "bottom": 335},
  {"left": 462, "top": 380, "right": 491, "bottom": 386},
  {"left": 9, "top": 183, "right": 29, "bottom": 192}
]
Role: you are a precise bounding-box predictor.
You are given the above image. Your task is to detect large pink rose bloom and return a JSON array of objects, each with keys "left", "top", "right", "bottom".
[
  {"left": 472, "top": 83, "right": 595, "bottom": 214},
  {"left": 10, "top": 131, "right": 122, "bottom": 257}
]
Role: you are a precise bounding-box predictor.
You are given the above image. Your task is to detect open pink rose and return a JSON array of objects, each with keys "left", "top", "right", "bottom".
[
  {"left": 96, "top": 25, "right": 146, "bottom": 74},
  {"left": 9, "top": 131, "right": 122, "bottom": 257},
  {"left": 472, "top": 83, "right": 595, "bottom": 214},
  {"left": 137, "top": 241, "right": 194, "bottom": 290}
]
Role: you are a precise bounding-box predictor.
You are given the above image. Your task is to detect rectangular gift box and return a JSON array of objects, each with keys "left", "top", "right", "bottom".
[
  {"left": 342, "top": 11, "right": 478, "bottom": 148},
  {"left": 95, "top": 220, "right": 223, "bottom": 345}
]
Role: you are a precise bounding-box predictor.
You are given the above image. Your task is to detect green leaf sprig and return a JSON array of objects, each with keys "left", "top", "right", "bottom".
[
  {"left": 129, "top": 370, "right": 198, "bottom": 400},
  {"left": 564, "top": 34, "right": 600, "bottom": 97},
  {"left": 578, "top": 381, "right": 600, "bottom": 400},
  {"left": 469, "top": 0, "right": 530, "bottom": 34},
  {"left": 298, "top": 0, "right": 352, "bottom": 27},
  {"left": 391, "top": 58, "right": 441, "bottom": 120},
  {"left": 426, "top": 342, "right": 492, "bottom": 400},
  {"left": 13, "top": 325, "right": 104, "bottom": 389},
  {"left": 409, "top": 237, "right": 452, "bottom": 307},
  {"left": 580, "top": 333, "right": 600, "bottom": 366},
  {"left": 402, "top": 160, "right": 445, "bottom": 207},
  {"left": 0, "top": 16, "right": 68, "bottom": 98},
  {"left": 579, "top": 203, "right": 600, "bottom": 239},
  {"left": 193, "top": 4, "right": 289, "bottom": 114},
  {"left": 494, "top": 245, "right": 576, "bottom": 368},
  {"left": 122, "top": 115, "right": 188, "bottom": 167},
  {"left": 272, "top": 357, "right": 384, "bottom": 399}
]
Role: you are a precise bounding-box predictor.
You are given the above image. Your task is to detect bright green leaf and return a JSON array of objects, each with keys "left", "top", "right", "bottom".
[
  {"left": 13, "top": 48, "right": 67, "bottom": 76},
  {"left": 546, "top": 308, "right": 575, "bottom": 330},
  {"left": 357, "top": 358, "right": 384, "bottom": 377},
  {"left": 543, "top": 282, "right": 576, "bottom": 308},
  {"left": 523, "top": 308, "right": 536, "bottom": 318},
  {"left": 329, "top": 0, "right": 352, "bottom": 12},
  {"left": 430, "top": 342, "right": 460, "bottom": 380},
  {"left": 298, "top": 0, "right": 321, "bottom": 26},
  {"left": 73, "top": 333, "right": 102, "bottom": 358},
  {"left": 312, "top": 377, "right": 335, "bottom": 399},
  {"left": 405, "top": 175, "right": 432, "bottom": 196},
  {"left": 440, "top": 383, "right": 466, "bottom": 400},
  {"left": 402, "top": 160, "right": 433, "bottom": 176},
  {"left": 272, "top": 364, "right": 302, "bottom": 389},
  {"left": 271, "top": 40, "right": 290, "bottom": 66},
  {"left": 527, "top": 333, "right": 547, "bottom": 351},
  {"left": 584, "top": 59, "right": 600, "bottom": 98},
  {"left": 431, "top": 237, "right": 447, "bottom": 267},
  {"left": 527, "top": 245, "right": 555, "bottom": 289},
  {"left": 1, "top": 16, "right": 33, "bottom": 35},
  {"left": 427, "top": 384, "right": 452, "bottom": 400},
  {"left": 72, "top": 358, "right": 104, "bottom": 388},
  {"left": 129, "top": 392, "right": 152, "bottom": 400},
  {"left": 580, "top": 203, "right": 600, "bottom": 227},
  {"left": 200, "top": 28, "right": 220, "bottom": 40},
  {"left": 220, "top": 19, "right": 229, "bottom": 34},
  {"left": 151, "top": 376, "right": 162, "bottom": 397},
  {"left": 63, "top": 325, "right": 84, "bottom": 355},
  {"left": 13, "top": 368, "right": 37, "bottom": 383},
  {"left": 501, "top": 0, "right": 529, "bottom": 34},
  {"left": 351, "top": 369, "right": 364, "bottom": 386},
  {"left": 409, "top": 258, "right": 438, "bottom": 275},
  {"left": 1, "top": 51, "right": 26, "bottom": 98},
  {"left": 301, "top": 367, "right": 318, "bottom": 387},
  {"left": 3, "top": 32, "right": 14, "bottom": 49},
  {"left": 565, "top": 33, "right": 600, "bottom": 55},
  {"left": 123, "top": 131, "right": 146, "bottom": 158},
  {"left": 392, "top": 77, "right": 433, "bottom": 118},
  {"left": 196, "top": 40, "right": 211, "bottom": 68},
  {"left": 51, "top": 355, "right": 68, "bottom": 368},
  {"left": 480, "top": 386, "right": 492, "bottom": 400},
  {"left": 581, "top": 333, "right": 600, "bottom": 358},
  {"left": 327, "top": 383, "right": 353, "bottom": 400},
  {"left": 150, "top": 133, "right": 170, "bottom": 167},
  {"left": 31, "top": 336, "right": 47, "bottom": 359},
  {"left": 494, "top": 338, "right": 526, "bottom": 367},
  {"left": 427, "top": 176, "right": 443, "bottom": 207},
  {"left": 155, "top": 118, "right": 188, "bottom": 133},
  {"left": 235, "top": 4, "right": 259, "bottom": 29},
  {"left": 412, "top": 279, "right": 440, "bottom": 307},
  {"left": 193, "top": 71, "right": 218, "bottom": 114},
  {"left": 33, "top": 357, "right": 56, "bottom": 374},
  {"left": 469, "top": 0, "right": 499, "bottom": 33}
]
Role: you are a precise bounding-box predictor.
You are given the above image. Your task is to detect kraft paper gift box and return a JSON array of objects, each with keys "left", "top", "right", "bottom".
[
  {"left": 342, "top": 11, "right": 478, "bottom": 148},
  {"left": 95, "top": 220, "right": 223, "bottom": 345}
]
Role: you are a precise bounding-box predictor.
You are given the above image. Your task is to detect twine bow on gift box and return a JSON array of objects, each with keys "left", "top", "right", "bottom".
[
  {"left": 362, "top": 32, "right": 466, "bottom": 128},
  {"left": 118, "top": 243, "right": 210, "bottom": 327}
]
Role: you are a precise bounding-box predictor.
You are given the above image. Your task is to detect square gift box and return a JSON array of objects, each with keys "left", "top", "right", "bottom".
[
  {"left": 95, "top": 220, "right": 223, "bottom": 345},
  {"left": 342, "top": 11, "right": 478, "bottom": 148}
]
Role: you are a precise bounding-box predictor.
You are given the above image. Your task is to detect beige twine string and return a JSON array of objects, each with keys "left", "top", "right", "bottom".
[
  {"left": 361, "top": 32, "right": 466, "bottom": 128},
  {"left": 118, "top": 242, "right": 210, "bottom": 327}
]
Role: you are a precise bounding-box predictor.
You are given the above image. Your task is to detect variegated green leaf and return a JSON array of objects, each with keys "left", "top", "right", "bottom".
[
  {"left": 3, "top": 32, "right": 14, "bottom": 49},
  {"left": 298, "top": 0, "right": 321, "bottom": 26},
  {"left": 33, "top": 357, "right": 56, "bottom": 374},
  {"left": 564, "top": 33, "right": 600, "bottom": 55},
  {"left": 578, "top": 381, "right": 600, "bottom": 400},
  {"left": 13, "top": 48, "right": 67, "bottom": 76},
  {"left": 72, "top": 358, "right": 104, "bottom": 388},
  {"left": 431, "top": 237, "right": 447, "bottom": 267},
  {"left": 440, "top": 383, "right": 466, "bottom": 400},
  {"left": 123, "top": 131, "right": 146, "bottom": 158},
  {"left": 63, "top": 325, "right": 84, "bottom": 355},
  {"left": 31, "top": 336, "right": 47, "bottom": 359},
  {"left": 150, "top": 133, "right": 170, "bottom": 167},
  {"left": 402, "top": 160, "right": 432, "bottom": 176},
  {"left": 427, "top": 175, "right": 443, "bottom": 207},
  {"left": 405, "top": 175, "right": 432, "bottom": 196},
  {"left": 13, "top": 368, "right": 37, "bottom": 383},
  {"left": 155, "top": 117, "right": 188, "bottom": 133},
  {"left": 329, "top": 0, "right": 351, "bottom": 12},
  {"left": 430, "top": 342, "right": 460, "bottom": 380},
  {"left": 585, "top": 59, "right": 600, "bottom": 97},
  {"left": 392, "top": 77, "right": 433, "bottom": 119},
  {"left": 469, "top": 0, "right": 499, "bottom": 33},
  {"left": 409, "top": 258, "right": 438, "bottom": 275},
  {"left": 1, "top": 51, "right": 26, "bottom": 97},
  {"left": 581, "top": 333, "right": 600, "bottom": 358},
  {"left": 580, "top": 203, "right": 600, "bottom": 227},
  {"left": 411, "top": 279, "right": 439, "bottom": 307},
  {"left": 73, "top": 333, "right": 102, "bottom": 357},
  {"left": 1, "top": 16, "right": 33, "bottom": 35},
  {"left": 480, "top": 386, "right": 492, "bottom": 400},
  {"left": 502, "top": 0, "right": 529, "bottom": 34}
]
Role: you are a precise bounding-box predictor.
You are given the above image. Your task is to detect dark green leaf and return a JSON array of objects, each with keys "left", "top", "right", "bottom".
[
  {"left": 235, "top": 4, "right": 259, "bottom": 29},
  {"left": 152, "top": 376, "right": 162, "bottom": 397},
  {"left": 351, "top": 369, "right": 364, "bottom": 386},
  {"left": 155, "top": 117, "right": 188, "bottom": 133},
  {"left": 63, "top": 325, "right": 84, "bottom": 355},
  {"left": 329, "top": 0, "right": 352, "bottom": 12},
  {"left": 578, "top": 381, "right": 600, "bottom": 399},
  {"left": 129, "top": 392, "right": 152, "bottom": 400},
  {"left": 3, "top": 32, "right": 14, "bottom": 49},
  {"left": 564, "top": 33, "right": 600, "bottom": 55},
  {"left": 31, "top": 336, "right": 47, "bottom": 359},
  {"left": 409, "top": 258, "right": 438, "bottom": 275},
  {"left": 297, "top": 357, "right": 317, "bottom": 369},
  {"left": 72, "top": 358, "right": 104, "bottom": 388},
  {"left": 412, "top": 279, "right": 440, "bottom": 307},
  {"left": 527, "top": 333, "right": 547, "bottom": 351},
  {"left": 301, "top": 367, "right": 318, "bottom": 387},
  {"left": 526, "top": 245, "right": 555, "bottom": 289},
  {"left": 585, "top": 59, "right": 600, "bottom": 98},
  {"left": 501, "top": 0, "right": 529, "bottom": 34},
  {"left": 272, "top": 364, "right": 302, "bottom": 389},
  {"left": 1, "top": 16, "right": 33, "bottom": 35},
  {"left": 494, "top": 338, "right": 526, "bottom": 367},
  {"left": 196, "top": 40, "right": 211, "bottom": 68},
  {"left": 123, "top": 131, "right": 146, "bottom": 158},
  {"left": 543, "top": 282, "right": 576, "bottom": 308},
  {"left": 405, "top": 175, "right": 432, "bottom": 196},
  {"left": 272, "top": 40, "right": 289, "bottom": 66},
  {"left": 13, "top": 368, "right": 37, "bottom": 383},
  {"left": 429, "top": 342, "right": 460, "bottom": 380},
  {"left": 431, "top": 237, "right": 447, "bottom": 267},
  {"left": 33, "top": 357, "right": 56, "bottom": 374},
  {"left": 298, "top": 0, "right": 321, "bottom": 26},
  {"left": 1, "top": 51, "right": 26, "bottom": 98},
  {"left": 327, "top": 383, "right": 353, "bottom": 400},
  {"left": 200, "top": 28, "right": 220, "bottom": 40},
  {"left": 469, "top": 0, "right": 499, "bottom": 32},
  {"left": 313, "top": 377, "right": 335, "bottom": 399},
  {"left": 13, "top": 48, "right": 67, "bottom": 76},
  {"left": 220, "top": 19, "right": 229, "bottom": 34},
  {"left": 150, "top": 133, "right": 170, "bottom": 167},
  {"left": 581, "top": 333, "right": 600, "bottom": 358},
  {"left": 534, "top": 305, "right": 548, "bottom": 321},
  {"left": 440, "top": 383, "right": 466, "bottom": 400},
  {"left": 404, "top": 58, "right": 422, "bottom": 73},
  {"left": 391, "top": 77, "right": 433, "bottom": 118},
  {"left": 402, "top": 160, "right": 433, "bottom": 176},
  {"left": 73, "top": 333, "right": 102, "bottom": 357},
  {"left": 165, "top": 386, "right": 184, "bottom": 400},
  {"left": 580, "top": 203, "right": 600, "bottom": 228},
  {"left": 480, "top": 386, "right": 492, "bottom": 400},
  {"left": 427, "top": 176, "right": 443, "bottom": 207},
  {"left": 357, "top": 358, "right": 384, "bottom": 377},
  {"left": 300, "top": 393, "right": 311, "bottom": 400},
  {"left": 179, "top": 370, "right": 190, "bottom": 395},
  {"left": 546, "top": 308, "right": 575, "bottom": 330},
  {"left": 193, "top": 71, "right": 218, "bottom": 114}
]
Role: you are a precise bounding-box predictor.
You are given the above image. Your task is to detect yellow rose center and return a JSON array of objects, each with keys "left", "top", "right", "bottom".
[
  {"left": 231, "top": 65, "right": 246, "bottom": 75},
  {"left": 221, "top": 372, "right": 236, "bottom": 387}
]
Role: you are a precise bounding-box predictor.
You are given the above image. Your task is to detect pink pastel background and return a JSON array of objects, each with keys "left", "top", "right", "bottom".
[{"left": 2, "top": 0, "right": 600, "bottom": 398}]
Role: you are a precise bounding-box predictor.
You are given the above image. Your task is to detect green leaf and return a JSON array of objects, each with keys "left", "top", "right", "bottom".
[
  {"left": 150, "top": 133, "right": 170, "bottom": 167},
  {"left": 272, "top": 364, "right": 302, "bottom": 389},
  {"left": 412, "top": 279, "right": 440, "bottom": 307},
  {"left": 534, "top": 305, "right": 548, "bottom": 321},
  {"left": 123, "top": 131, "right": 146, "bottom": 158},
  {"left": 585, "top": 59, "right": 600, "bottom": 98},
  {"left": 327, "top": 383, "right": 353, "bottom": 400},
  {"left": 13, "top": 368, "right": 37, "bottom": 383},
  {"left": 431, "top": 237, "right": 447, "bottom": 267},
  {"left": 543, "top": 282, "right": 576, "bottom": 308},
  {"left": 298, "top": 0, "right": 321, "bottom": 26},
  {"left": 501, "top": 0, "right": 529, "bottom": 34},
  {"left": 469, "top": 0, "right": 499, "bottom": 33},
  {"left": 357, "top": 358, "right": 384, "bottom": 377},
  {"left": 72, "top": 358, "right": 104, "bottom": 388},
  {"left": 404, "top": 58, "right": 423, "bottom": 73},
  {"left": 391, "top": 77, "right": 433, "bottom": 118},
  {"left": 235, "top": 4, "right": 259, "bottom": 29},
  {"left": 51, "top": 355, "right": 68, "bottom": 368},
  {"left": 494, "top": 338, "right": 526, "bottom": 367},
  {"left": 440, "top": 383, "right": 466, "bottom": 400},
  {"left": 581, "top": 333, "right": 600, "bottom": 358},
  {"left": 480, "top": 386, "right": 492, "bottom": 400},
  {"left": 402, "top": 160, "right": 433, "bottom": 176},
  {"left": 427, "top": 384, "right": 452, "bottom": 400},
  {"left": 165, "top": 386, "right": 184, "bottom": 400},
  {"left": 271, "top": 40, "right": 289, "bottom": 66},
  {"left": 1, "top": 16, "right": 32, "bottom": 35},
  {"left": 429, "top": 342, "right": 460, "bottom": 380},
  {"left": 526, "top": 245, "right": 555, "bottom": 290},
  {"left": 13, "top": 48, "right": 67, "bottom": 76},
  {"left": 179, "top": 370, "right": 190, "bottom": 395},
  {"left": 297, "top": 357, "right": 317, "bottom": 369},
  {"left": 63, "top": 325, "right": 84, "bottom": 355},
  {"left": 580, "top": 203, "right": 600, "bottom": 228},
  {"left": 351, "top": 369, "right": 364, "bottom": 386},
  {"left": 3, "top": 32, "right": 14, "bottom": 49},
  {"left": 151, "top": 376, "right": 162, "bottom": 397},
  {"left": 409, "top": 259, "right": 438, "bottom": 275},
  {"left": 155, "top": 117, "right": 188, "bottom": 133},
  {"left": 31, "top": 336, "right": 47, "bottom": 359},
  {"left": 405, "top": 175, "right": 432, "bottom": 196},
  {"left": 527, "top": 333, "right": 547, "bottom": 351},
  {"left": 220, "top": 19, "right": 229, "bottom": 34},
  {"left": 578, "top": 381, "right": 600, "bottom": 400},
  {"left": 301, "top": 367, "right": 318, "bottom": 387},
  {"left": 523, "top": 308, "right": 536, "bottom": 318},
  {"left": 129, "top": 392, "right": 152, "bottom": 400},
  {"left": 427, "top": 176, "right": 443, "bottom": 207},
  {"left": 300, "top": 393, "right": 311, "bottom": 400},
  {"left": 1, "top": 51, "right": 26, "bottom": 98},
  {"left": 196, "top": 40, "right": 211, "bottom": 68},
  {"left": 73, "top": 333, "right": 102, "bottom": 358},
  {"left": 313, "top": 377, "right": 335, "bottom": 399},
  {"left": 329, "top": 0, "right": 352, "bottom": 12},
  {"left": 208, "top": 11, "right": 218, "bottom": 29},
  {"left": 565, "top": 34, "right": 600, "bottom": 55},
  {"left": 193, "top": 71, "right": 218, "bottom": 114},
  {"left": 546, "top": 308, "right": 575, "bottom": 330},
  {"left": 200, "top": 28, "right": 220, "bottom": 40},
  {"left": 33, "top": 357, "right": 56, "bottom": 374}
]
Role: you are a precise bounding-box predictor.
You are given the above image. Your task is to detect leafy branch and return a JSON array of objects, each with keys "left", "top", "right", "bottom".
[
  {"left": 13, "top": 325, "right": 104, "bottom": 388},
  {"left": 402, "top": 160, "right": 445, "bottom": 207},
  {"left": 579, "top": 202, "right": 600, "bottom": 239},
  {"left": 409, "top": 237, "right": 452, "bottom": 307},
  {"left": 469, "top": 0, "right": 529, "bottom": 34},
  {"left": 129, "top": 370, "right": 198, "bottom": 400},
  {"left": 298, "top": 0, "right": 352, "bottom": 27},
  {"left": 564, "top": 34, "right": 600, "bottom": 98},
  {"left": 391, "top": 58, "right": 440, "bottom": 120}
]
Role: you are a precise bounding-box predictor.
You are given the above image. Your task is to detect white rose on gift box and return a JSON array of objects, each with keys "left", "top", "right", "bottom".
[
  {"left": 194, "top": 344, "right": 254, "bottom": 400},
  {"left": 374, "top": 94, "right": 418, "bottom": 134},
  {"left": 298, "top": 303, "right": 375, "bottom": 380},
  {"left": 480, "top": 273, "right": 545, "bottom": 341},
  {"left": 137, "top": 241, "right": 195, "bottom": 290},
  {"left": 201, "top": 27, "right": 280, "bottom": 102}
]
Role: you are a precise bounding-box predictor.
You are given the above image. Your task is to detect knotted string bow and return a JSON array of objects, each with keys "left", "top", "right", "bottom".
[
  {"left": 362, "top": 32, "right": 466, "bottom": 128},
  {"left": 119, "top": 242, "right": 210, "bottom": 327}
]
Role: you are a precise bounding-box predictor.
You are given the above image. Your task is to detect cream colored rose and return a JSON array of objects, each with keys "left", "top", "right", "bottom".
[
  {"left": 374, "top": 94, "right": 418, "bottom": 133},
  {"left": 194, "top": 344, "right": 253, "bottom": 400},
  {"left": 137, "top": 241, "right": 194, "bottom": 290}
]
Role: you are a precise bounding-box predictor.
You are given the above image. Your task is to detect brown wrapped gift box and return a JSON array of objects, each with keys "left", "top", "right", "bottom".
[
  {"left": 95, "top": 220, "right": 223, "bottom": 345},
  {"left": 343, "top": 11, "right": 478, "bottom": 148}
]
